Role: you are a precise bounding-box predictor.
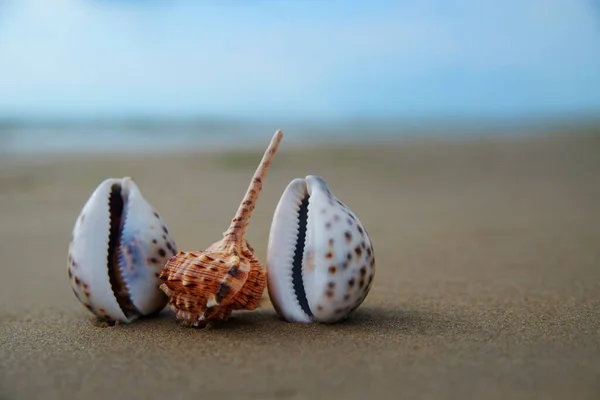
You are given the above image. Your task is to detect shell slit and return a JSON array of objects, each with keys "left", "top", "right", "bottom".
[
  {"left": 107, "top": 183, "right": 140, "bottom": 320},
  {"left": 292, "top": 194, "right": 313, "bottom": 318}
]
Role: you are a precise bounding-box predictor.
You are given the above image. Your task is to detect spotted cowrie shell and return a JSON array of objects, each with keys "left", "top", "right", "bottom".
[
  {"left": 68, "top": 177, "right": 177, "bottom": 323},
  {"left": 267, "top": 175, "right": 375, "bottom": 323}
]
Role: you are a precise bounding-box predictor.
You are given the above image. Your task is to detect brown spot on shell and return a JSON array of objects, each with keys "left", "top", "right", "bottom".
[
  {"left": 360, "top": 266, "right": 367, "bottom": 276},
  {"left": 328, "top": 265, "right": 336, "bottom": 274},
  {"left": 344, "top": 231, "right": 352, "bottom": 243},
  {"left": 326, "top": 251, "right": 333, "bottom": 259},
  {"left": 158, "top": 248, "right": 166, "bottom": 257},
  {"left": 354, "top": 246, "right": 362, "bottom": 257},
  {"left": 183, "top": 280, "right": 197, "bottom": 288},
  {"left": 326, "top": 290, "right": 334, "bottom": 298},
  {"left": 328, "top": 282, "right": 335, "bottom": 289},
  {"left": 348, "top": 278, "right": 355, "bottom": 287},
  {"left": 204, "top": 306, "right": 216, "bottom": 317},
  {"left": 74, "top": 276, "right": 80, "bottom": 285},
  {"left": 228, "top": 265, "right": 240, "bottom": 277},
  {"left": 216, "top": 283, "right": 231, "bottom": 304}
]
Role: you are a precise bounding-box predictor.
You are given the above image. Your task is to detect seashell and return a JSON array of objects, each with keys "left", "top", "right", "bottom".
[
  {"left": 159, "top": 130, "right": 284, "bottom": 328},
  {"left": 68, "top": 177, "right": 177, "bottom": 323},
  {"left": 266, "top": 175, "right": 375, "bottom": 323}
]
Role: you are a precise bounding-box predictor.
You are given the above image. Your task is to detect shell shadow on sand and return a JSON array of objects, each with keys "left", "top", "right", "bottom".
[{"left": 103, "top": 303, "right": 472, "bottom": 342}]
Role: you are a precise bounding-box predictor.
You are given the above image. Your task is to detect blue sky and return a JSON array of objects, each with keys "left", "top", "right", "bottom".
[{"left": 0, "top": 0, "right": 599, "bottom": 121}]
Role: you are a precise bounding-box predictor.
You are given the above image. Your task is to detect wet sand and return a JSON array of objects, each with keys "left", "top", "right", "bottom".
[{"left": 1, "top": 133, "right": 599, "bottom": 399}]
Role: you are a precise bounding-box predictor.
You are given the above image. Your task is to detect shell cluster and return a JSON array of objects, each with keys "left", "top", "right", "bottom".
[
  {"left": 68, "top": 177, "right": 177, "bottom": 323},
  {"left": 68, "top": 130, "right": 375, "bottom": 327}
]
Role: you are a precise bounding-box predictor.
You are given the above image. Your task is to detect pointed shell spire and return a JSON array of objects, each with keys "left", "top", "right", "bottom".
[
  {"left": 159, "top": 130, "right": 284, "bottom": 327},
  {"left": 221, "top": 129, "right": 283, "bottom": 247}
]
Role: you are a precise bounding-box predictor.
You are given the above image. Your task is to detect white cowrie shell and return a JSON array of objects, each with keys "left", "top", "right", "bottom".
[
  {"left": 267, "top": 175, "right": 375, "bottom": 323},
  {"left": 67, "top": 177, "right": 177, "bottom": 323}
]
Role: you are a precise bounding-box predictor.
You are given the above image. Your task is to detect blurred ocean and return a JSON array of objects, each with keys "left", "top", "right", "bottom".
[{"left": 0, "top": 117, "right": 598, "bottom": 156}]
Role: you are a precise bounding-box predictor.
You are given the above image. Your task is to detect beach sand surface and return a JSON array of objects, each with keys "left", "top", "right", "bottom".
[{"left": 1, "top": 133, "right": 599, "bottom": 399}]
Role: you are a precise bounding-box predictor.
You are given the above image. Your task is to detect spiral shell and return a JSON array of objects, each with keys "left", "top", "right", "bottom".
[
  {"left": 159, "top": 243, "right": 265, "bottom": 327},
  {"left": 266, "top": 175, "right": 375, "bottom": 323},
  {"left": 159, "top": 130, "right": 283, "bottom": 327},
  {"left": 68, "top": 177, "right": 177, "bottom": 323}
]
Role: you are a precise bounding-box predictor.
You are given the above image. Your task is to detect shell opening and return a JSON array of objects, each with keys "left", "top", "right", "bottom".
[
  {"left": 107, "top": 182, "right": 140, "bottom": 319},
  {"left": 292, "top": 194, "right": 313, "bottom": 318}
]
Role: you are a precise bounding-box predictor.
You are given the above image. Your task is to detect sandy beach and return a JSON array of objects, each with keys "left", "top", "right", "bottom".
[{"left": 1, "top": 132, "right": 599, "bottom": 399}]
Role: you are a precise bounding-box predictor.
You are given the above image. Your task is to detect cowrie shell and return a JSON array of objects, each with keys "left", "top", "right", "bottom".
[
  {"left": 267, "top": 175, "right": 375, "bottom": 323},
  {"left": 68, "top": 177, "right": 177, "bottom": 323}
]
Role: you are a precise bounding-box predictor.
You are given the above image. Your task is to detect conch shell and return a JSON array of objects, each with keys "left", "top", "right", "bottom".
[
  {"left": 68, "top": 177, "right": 177, "bottom": 323},
  {"left": 159, "top": 130, "right": 284, "bottom": 327},
  {"left": 266, "top": 175, "right": 375, "bottom": 323}
]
